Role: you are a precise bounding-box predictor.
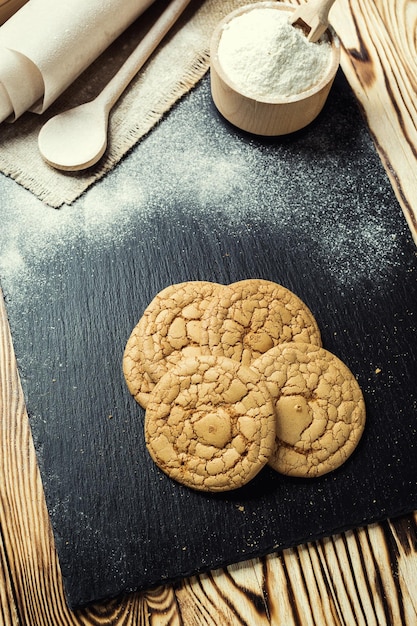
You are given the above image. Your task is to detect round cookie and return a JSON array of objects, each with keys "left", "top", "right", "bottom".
[
  {"left": 123, "top": 281, "right": 223, "bottom": 405},
  {"left": 200, "top": 278, "right": 322, "bottom": 367},
  {"left": 145, "top": 355, "right": 276, "bottom": 491},
  {"left": 251, "top": 342, "right": 366, "bottom": 477}
]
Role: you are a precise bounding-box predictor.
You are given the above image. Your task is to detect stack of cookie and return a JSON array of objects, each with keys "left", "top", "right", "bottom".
[{"left": 123, "top": 279, "right": 366, "bottom": 492}]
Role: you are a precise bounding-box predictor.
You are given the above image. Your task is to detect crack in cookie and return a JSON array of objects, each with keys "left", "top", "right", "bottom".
[
  {"left": 251, "top": 342, "right": 366, "bottom": 477},
  {"left": 145, "top": 355, "right": 276, "bottom": 491},
  {"left": 200, "top": 278, "right": 322, "bottom": 367},
  {"left": 123, "top": 281, "right": 224, "bottom": 407}
]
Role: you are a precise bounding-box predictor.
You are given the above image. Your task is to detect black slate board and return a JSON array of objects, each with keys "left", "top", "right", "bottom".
[{"left": 1, "top": 70, "right": 417, "bottom": 609}]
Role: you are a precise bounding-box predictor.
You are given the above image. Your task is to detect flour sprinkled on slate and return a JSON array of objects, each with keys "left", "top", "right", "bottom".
[{"left": 0, "top": 72, "right": 409, "bottom": 305}]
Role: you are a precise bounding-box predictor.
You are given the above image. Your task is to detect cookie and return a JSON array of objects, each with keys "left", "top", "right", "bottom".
[
  {"left": 144, "top": 355, "right": 276, "bottom": 491},
  {"left": 123, "top": 281, "right": 223, "bottom": 406},
  {"left": 123, "top": 325, "right": 155, "bottom": 408},
  {"left": 200, "top": 278, "right": 322, "bottom": 367},
  {"left": 251, "top": 342, "right": 366, "bottom": 477}
]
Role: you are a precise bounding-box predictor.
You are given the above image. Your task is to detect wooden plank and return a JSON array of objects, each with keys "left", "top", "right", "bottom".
[
  {"left": 0, "top": 532, "right": 19, "bottom": 626},
  {"left": 257, "top": 521, "right": 417, "bottom": 625},
  {"left": 388, "top": 516, "right": 417, "bottom": 624},
  {"left": 176, "top": 560, "right": 271, "bottom": 625},
  {"left": 1, "top": 0, "right": 417, "bottom": 622},
  {"left": 330, "top": 0, "right": 417, "bottom": 243}
]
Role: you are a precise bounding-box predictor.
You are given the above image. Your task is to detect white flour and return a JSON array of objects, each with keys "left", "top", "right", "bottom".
[
  {"left": 0, "top": 74, "right": 407, "bottom": 307},
  {"left": 217, "top": 8, "right": 332, "bottom": 99}
]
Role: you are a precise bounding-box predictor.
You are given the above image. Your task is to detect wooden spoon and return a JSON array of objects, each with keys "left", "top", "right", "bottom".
[
  {"left": 290, "top": 0, "right": 336, "bottom": 43},
  {"left": 38, "top": 0, "right": 191, "bottom": 171}
]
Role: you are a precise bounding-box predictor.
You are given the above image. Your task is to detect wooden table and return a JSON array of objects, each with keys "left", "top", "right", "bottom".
[{"left": 1, "top": 0, "right": 417, "bottom": 623}]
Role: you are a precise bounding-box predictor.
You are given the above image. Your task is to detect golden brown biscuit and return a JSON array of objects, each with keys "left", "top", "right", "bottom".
[
  {"left": 251, "top": 342, "right": 366, "bottom": 477},
  {"left": 200, "top": 278, "right": 322, "bottom": 367},
  {"left": 123, "top": 281, "right": 223, "bottom": 406},
  {"left": 144, "top": 355, "right": 276, "bottom": 492}
]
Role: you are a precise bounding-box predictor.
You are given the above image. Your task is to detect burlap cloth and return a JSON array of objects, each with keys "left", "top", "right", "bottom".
[{"left": 0, "top": 0, "right": 264, "bottom": 208}]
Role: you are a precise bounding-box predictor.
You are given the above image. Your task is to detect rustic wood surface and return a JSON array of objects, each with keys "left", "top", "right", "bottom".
[
  {"left": 332, "top": 0, "right": 417, "bottom": 244},
  {"left": 1, "top": 0, "right": 417, "bottom": 623}
]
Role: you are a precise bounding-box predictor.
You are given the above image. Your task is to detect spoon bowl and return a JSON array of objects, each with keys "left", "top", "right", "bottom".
[
  {"left": 38, "top": 101, "right": 108, "bottom": 171},
  {"left": 38, "top": 0, "right": 191, "bottom": 171}
]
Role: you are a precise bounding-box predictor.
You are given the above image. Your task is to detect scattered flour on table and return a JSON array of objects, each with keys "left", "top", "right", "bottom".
[
  {"left": 0, "top": 76, "right": 407, "bottom": 305},
  {"left": 217, "top": 8, "right": 333, "bottom": 99}
]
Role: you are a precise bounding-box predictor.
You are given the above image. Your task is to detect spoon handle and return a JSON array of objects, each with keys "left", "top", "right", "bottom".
[
  {"left": 291, "top": 0, "right": 337, "bottom": 42},
  {"left": 98, "top": 0, "right": 192, "bottom": 113}
]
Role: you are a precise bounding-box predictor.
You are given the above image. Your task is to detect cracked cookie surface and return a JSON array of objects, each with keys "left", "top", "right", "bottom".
[
  {"left": 123, "top": 280, "right": 223, "bottom": 407},
  {"left": 200, "top": 278, "right": 322, "bottom": 367},
  {"left": 123, "top": 326, "right": 156, "bottom": 408},
  {"left": 251, "top": 342, "right": 366, "bottom": 477},
  {"left": 144, "top": 355, "right": 276, "bottom": 491}
]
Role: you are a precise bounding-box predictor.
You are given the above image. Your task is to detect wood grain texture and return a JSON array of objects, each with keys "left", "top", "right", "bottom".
[
  {"left": 0, "top": 532, "right": 18, "bottom": 626},
  {"left": 1, "top": 0, "right": 417, "bottom": 622},
  {"left": 330, "top": 0, "right": 417, "bottom": 243}
]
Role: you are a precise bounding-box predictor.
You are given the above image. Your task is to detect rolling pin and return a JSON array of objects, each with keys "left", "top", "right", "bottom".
[{"left": 0, "top": 0, "right": 156, "bottom": 123}]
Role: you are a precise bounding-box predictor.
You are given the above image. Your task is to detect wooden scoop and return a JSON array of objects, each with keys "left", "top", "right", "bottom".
[
  {"left": 290, "top": 0, "right": 336, "bottom": 43},
  {"left": 38, "top": 0, "right": 191, "bottom": 171}
]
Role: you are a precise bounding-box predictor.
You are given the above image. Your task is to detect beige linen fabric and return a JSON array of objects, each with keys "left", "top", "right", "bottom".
[{"left": 0, "top": 0, "right": 261, "bottom": 207}]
